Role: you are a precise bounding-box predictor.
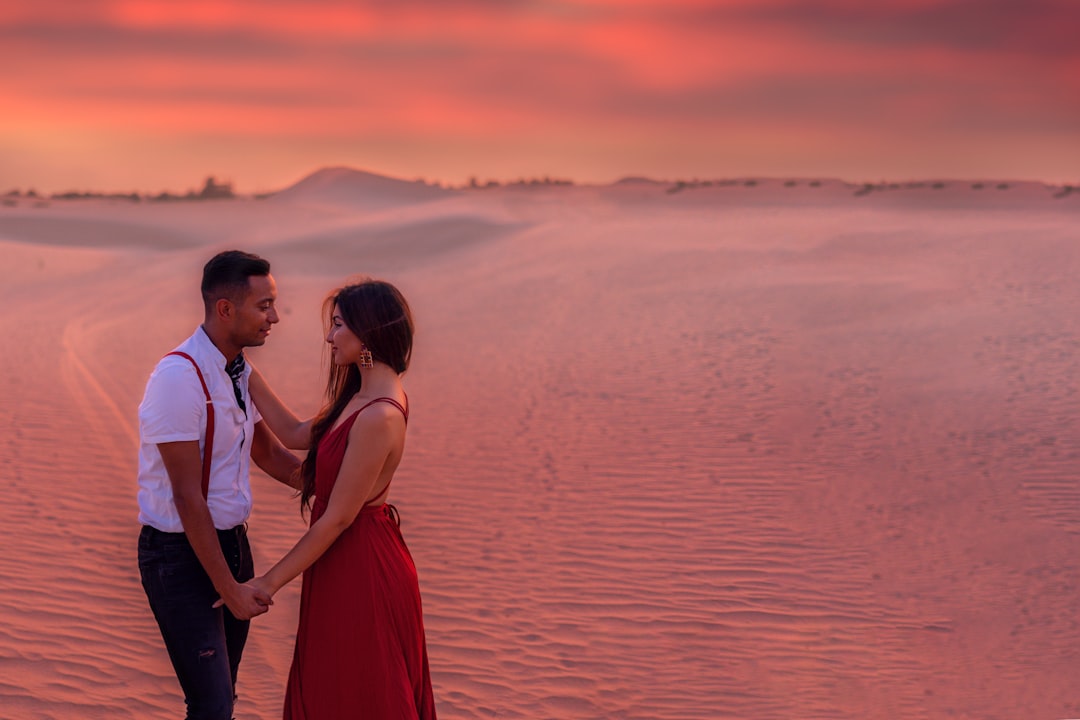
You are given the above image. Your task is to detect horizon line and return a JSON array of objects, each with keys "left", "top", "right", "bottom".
[{"left": 2, "top": 165, "right": 1077, "bottom": 197}]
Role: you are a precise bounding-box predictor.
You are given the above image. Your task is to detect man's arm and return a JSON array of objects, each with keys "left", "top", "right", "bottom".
[
  {"left": 158, "top": 441, "right": 272, "bottom": 619},
  {"left": 251, "top": 421, "right": 302, "bottom": 490}
]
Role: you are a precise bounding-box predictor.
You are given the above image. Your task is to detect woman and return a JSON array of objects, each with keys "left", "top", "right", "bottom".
[{"left": 236, "top": 280, "right": 436, "bottom": 719}]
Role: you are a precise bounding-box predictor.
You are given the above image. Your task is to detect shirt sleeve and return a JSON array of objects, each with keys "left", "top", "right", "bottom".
[{"left": 139, "top": 358, "right": 206, "bottom": 444}]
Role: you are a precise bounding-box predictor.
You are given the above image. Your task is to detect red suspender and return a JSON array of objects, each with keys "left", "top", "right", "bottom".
[{"left": 164, "top": 351, "right": 214, "bottom": 499}]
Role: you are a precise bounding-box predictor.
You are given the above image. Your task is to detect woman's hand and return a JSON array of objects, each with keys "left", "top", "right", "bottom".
[
  {"left": 213, "top": 576, "right": 275, "bottom": 617},
  {"left": 247, "top": 575, "right": 276, "bottom": 600}
]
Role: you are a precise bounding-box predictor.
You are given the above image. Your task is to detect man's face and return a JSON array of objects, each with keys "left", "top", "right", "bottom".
[{"left": 231, "top": 274, "right": 279, "bottom": 347}]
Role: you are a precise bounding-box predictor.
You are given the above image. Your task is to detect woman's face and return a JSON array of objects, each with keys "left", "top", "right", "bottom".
[{"left": 326, "top": 303, "right": 365, "bottom": 366}]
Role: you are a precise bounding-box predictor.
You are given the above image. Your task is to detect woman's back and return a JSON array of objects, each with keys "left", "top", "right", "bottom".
[{"left": 312, "top": 394, "right": 408, "bottom": 515}]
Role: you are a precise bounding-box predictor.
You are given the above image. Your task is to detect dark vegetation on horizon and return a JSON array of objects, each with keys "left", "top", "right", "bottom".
[
  {"left": 3, "top": 169, "right": 1076, "bottom": 206},
  {"left": 3, "top": 176, "right": 236, "bottom": 205},
  {"left": 666, "top": 177, "right": 1077, "bottom": 199},
  {"left": 2, "top": 173, "right": 575, "bottom": 203},
  {"left": 462, "top": 175, "right": 574, "bottom": 189}
]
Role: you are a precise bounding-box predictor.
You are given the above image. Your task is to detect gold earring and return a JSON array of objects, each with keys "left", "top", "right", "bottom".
[{"left": 359, "top": 347, "right": 374, "bottom": 369}]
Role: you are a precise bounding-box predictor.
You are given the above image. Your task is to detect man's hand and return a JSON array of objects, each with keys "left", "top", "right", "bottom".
[{"left": 214, "top": 579, "right": 273, "bottom": 620}]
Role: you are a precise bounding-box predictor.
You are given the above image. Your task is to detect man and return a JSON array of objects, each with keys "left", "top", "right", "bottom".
[{"left": 137, "top": 250, "right": 300, "bottom": 720}]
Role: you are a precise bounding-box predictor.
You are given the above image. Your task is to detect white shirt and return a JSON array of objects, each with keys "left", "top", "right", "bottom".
[{"left": 137, "top": 326, "right": 262, "bottom": 532}]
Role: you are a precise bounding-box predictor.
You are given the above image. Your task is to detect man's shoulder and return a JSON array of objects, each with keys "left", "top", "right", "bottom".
[
  {"left": 164, "top": 327, "right": 215, "bottom": 363},
  {"left": 148, "top": 329, "right": 209, "bottom": 384},
  {"left": 139, "top": 334, "right": 209, "bottom": 430},
  {"left": 155, "top": 352, "right": 198, "bottom": 373},
  {"left": 146, "top": 355, "right": 201, "bottom": 397}
]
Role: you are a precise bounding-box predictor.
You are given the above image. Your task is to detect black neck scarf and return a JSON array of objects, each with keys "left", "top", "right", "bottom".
[{"left": 226, "top": 352, "right": 247, "bottom": 417}]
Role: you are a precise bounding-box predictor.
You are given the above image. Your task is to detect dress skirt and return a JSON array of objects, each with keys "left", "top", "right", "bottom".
[{"left": 283, "top": 503, "right": 436, "bottom": 719}]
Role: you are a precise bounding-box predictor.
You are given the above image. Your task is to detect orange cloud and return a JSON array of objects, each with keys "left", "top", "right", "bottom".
[{"left": 0, "top": 0, "right": 1077, "bottom": 191}]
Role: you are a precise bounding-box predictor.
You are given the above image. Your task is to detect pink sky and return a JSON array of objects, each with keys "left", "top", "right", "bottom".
[{"left": 1, "top": 0, "right": 1078, "bottom": 193}]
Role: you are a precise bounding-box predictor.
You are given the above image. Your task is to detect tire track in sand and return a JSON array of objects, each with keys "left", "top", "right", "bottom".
[{"left": 61, "top": 319, "right": 139, "bottom": 455}]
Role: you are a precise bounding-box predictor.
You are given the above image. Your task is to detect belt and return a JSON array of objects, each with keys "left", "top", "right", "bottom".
[{"left": 142, "top": 523, "right": 247, "bottom": 538}]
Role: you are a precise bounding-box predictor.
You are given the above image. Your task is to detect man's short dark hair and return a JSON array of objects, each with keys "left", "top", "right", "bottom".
[{"left": 201, "top": 250, "right": 270, "bottom": 311}]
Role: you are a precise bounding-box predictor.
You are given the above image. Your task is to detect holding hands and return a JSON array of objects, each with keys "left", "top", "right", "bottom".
[{"left": 214, "top": 577, "right": 275, "bottom": 620}]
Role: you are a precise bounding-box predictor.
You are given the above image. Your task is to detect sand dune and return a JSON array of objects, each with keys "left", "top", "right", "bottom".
[
  {"left": 0, "top": 169, "right": 1078, "bottom": 719},
  {"left": 269, "top": 166, "right": 456, "bottom": 210}
]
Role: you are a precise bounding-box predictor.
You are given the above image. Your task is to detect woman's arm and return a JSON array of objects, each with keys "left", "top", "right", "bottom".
[
  {"left": 248, "top": 364, "right": 313, "bottom": 450},
  {"left": 257, "top": 408, "right": 403, "bottom": 596}
]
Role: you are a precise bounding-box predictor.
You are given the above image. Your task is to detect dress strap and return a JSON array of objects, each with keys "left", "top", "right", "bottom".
[{"left": 355, "top": 395, "right": 408, "bottom": 424}]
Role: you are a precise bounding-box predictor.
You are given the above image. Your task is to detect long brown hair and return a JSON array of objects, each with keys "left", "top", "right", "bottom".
[{"left": 299, "top": 279, "right": 414, "bottom": 512}]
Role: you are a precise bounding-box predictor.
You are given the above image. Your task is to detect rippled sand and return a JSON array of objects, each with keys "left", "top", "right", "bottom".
[{"left": 1, "top": 173, "right": 1078, "bottom": 719}]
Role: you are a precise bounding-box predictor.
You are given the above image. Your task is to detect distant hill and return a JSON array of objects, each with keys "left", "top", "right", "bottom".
[
  {"left": 269, "top": 167, "right": 455, "bottom": 208},
  {"left": 613, "top": 176, "right": 665, "bottom": 186}
]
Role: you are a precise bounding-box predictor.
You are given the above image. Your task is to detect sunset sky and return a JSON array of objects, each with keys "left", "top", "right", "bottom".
[{"left": 2, "top": 0, "right": 1078, "bottom": 193}]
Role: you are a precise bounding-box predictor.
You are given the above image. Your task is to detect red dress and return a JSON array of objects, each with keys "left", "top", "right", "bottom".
[{"left": 284, "top": 398, "right": 437, "bottom": 720}]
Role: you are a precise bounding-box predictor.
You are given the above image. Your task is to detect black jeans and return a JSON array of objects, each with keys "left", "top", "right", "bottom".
[{"left": 138, "top": 524, "right": 254, "bottom": 720}]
